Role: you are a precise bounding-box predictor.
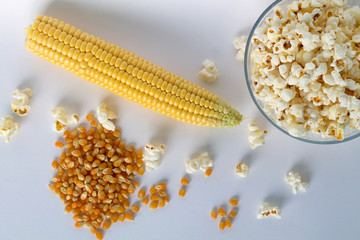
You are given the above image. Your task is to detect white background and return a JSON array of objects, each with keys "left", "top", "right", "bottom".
[{"left": 0, "top": 0, "right": 359, "bottom": 239}]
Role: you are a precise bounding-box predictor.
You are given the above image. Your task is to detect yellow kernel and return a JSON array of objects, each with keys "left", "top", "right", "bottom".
[
  {"left": 95, "top": 230, "right": 103, "bottom": 240},
  {"left": 91, "top": 120, "right": 98, "bottom": 128},
  {"left": 218, "top": 208, "right": 226, "bottom": 217},
  {"left": 86, "top": 113, "right": 94, "bottom": 121},
  {"left": 131, "top": 205, "right": 140, "bottom": 213},
  {"left": 55, "top": 141, "right": 64, "bottom": 148},
  {"left": 205, "top": 168, "right": 212, "bottom": 178},
  {"left": 158, "top": 198, "right": 165, "bottom": 208},
  {"left": 225, "top": 218, "right": 232, "bottom": 228},
  {"left": 149, "top": 186, "right": 157, "bottom": 194},
  {"left": 228, "top": 199, "right": 238, "bottom": 207},
  {"left": 150, "top": 195, "right": 159, "bottom": 201},
  {"left": 149, "top": 201, "right": 158, "bottom": 210},
  {"left": 102, "top": 220, "right": 111, "bottom": 230},
  {"left": 229, "top": 210, "right": 238, "bottom": 218},
  {"left": 219, "top": 218, "right": 226, "bottom": 230},
  {"left": 132, "top": 180, "right": 139, "bottom": 189},
  {"left": 118, "top": 213, "right": 125, "bottom": 222},
  {"left": 71, "top": 150, "right": 81, "bottom": 157},
  {"left": 110, "top": 214, "right": 118, "bottom": 223},
  {"left": 124, "top": 212, "right": 134, "bottom": 221},
  {"left": 158, "top": 190, "right": 166, "bottom": 197},
  {"left": 180, "top": 177, "right": 189, "bottom": 186},
  {"left": 155, "top": 183, "right": 167, "bottom": 190},
  {"left": 178, "top": 187, "right": 186, "bottom": 197},
  {"left": 138, "top": 189, "right": 146, "bottom": 199},
  {"left": 211, "top": 209, "right": 217, "bottom": 219},
  {"left": 141, "top": 197, "right": 149, "bottom": 205},
  {"left": 74, "top": 221, "right": 83, "bottom": 228}
]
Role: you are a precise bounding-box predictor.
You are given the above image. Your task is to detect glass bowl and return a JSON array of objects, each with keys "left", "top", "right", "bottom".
[{"left": 244, "top": 0, "right": 360, "bottom": 144}]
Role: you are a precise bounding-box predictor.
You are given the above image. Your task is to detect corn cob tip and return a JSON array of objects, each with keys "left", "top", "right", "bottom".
[{"left": 222, "top": 108, "right": 242, "bottom": 127}]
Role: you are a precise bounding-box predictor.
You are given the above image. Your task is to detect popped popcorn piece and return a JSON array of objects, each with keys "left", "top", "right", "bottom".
[
  {"left": 198, "top": 59, "right": 219, "bottom": 83},
  {"left": 0, "top": 116, "right": 20, "bottom": 143},
  {"left": 97, "top": 103, "right": 117, "bottom": 131},
  {"left": 185, "top": 152, "right": 213, "bottom": 174},
  {"left": 235, "top": 162, "right": 249, "bottom": 177},
  {"left": 233, "top": 36, "right": 248, "bottom": 62},
  {"left": 143, "top": 143, "right": 166, "bottom": 172},
  {"left": 250, "top": 0, "right": 360, "bottom": 140},
  {"left": 285, "top": 171, "right": 308, "bottom": 194},
  {"left": 257, "top": 202, "right": 281, "bottom": 219},
  {"left": 248, "top": 122, "right": 267, "bottom": 149},
  {"left": 50, "top": 107, "right": 79, "bottom": 132},
  {"left": 11, "top": 88, "right": 32, "bottom": 116}
]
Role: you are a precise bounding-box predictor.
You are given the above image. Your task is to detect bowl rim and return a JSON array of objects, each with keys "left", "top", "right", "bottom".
[{"left": 244, "top": 0, "right": 360, "bottom": 144}]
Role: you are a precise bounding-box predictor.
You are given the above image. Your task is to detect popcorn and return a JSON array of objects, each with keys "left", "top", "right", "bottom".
[
  {"left": 233, "top": 36, "right": 248, "bottom": 62},
  {"left": 97, "top": 103, "right": 117, "bottom": 131},
  {"left": 198, "top": 59, "right": 219, "bottom": 83},
  {"left": 235, "top": 163, "right": 249, "bottom": 177},
  {"left": 280, "top": 89, "right": 296, "bottom": 102},
  {"left": 285, "top": 171, "right": 308, "bottom": 194},
  {"left": 257, "top": 202, "right": 281, "bottom": 219},
  {"left": 0, "top": 116, "right": 20, "bottom": 143},
  {"left": 248, "top": 122, "right": 267, "bottom": 149},
  {"left": 185, "top": 152, "right": 213, "bottom": 174},
  {"left": 143, "top": 144, "right": 166, "bottom": 172},
  {"left": 249, "top": 0, "right": 360, "bottom": 140},
  {"left": 50, "top": 107, "right": 79, "bottom": 132},
  {"left": 11, "top": 88, "right": 32, "bottom": 116}
]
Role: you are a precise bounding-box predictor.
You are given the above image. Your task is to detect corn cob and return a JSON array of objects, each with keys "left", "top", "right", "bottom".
[{"left": 25, "top": 15, "right": 242, "bottom": 127}]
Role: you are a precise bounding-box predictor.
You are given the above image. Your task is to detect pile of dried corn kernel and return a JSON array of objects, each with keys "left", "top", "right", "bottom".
[
  {"left": 49, "top": 114, "right": 145, "bottom": 239},
  {"left": 211, "top": 198, "right": 239, "bottom": 230},
  {"left": 136, "top": 183, "right": 170, "bottom": 209}
]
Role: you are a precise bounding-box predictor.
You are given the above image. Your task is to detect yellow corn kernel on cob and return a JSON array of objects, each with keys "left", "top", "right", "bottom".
[{"left": 25, "top": 15, "right": 242, "bottom": 127}]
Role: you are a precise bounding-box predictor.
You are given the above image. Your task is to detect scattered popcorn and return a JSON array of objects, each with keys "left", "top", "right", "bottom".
[
  {"left": 235, "top": 162, "right": 249, "bottom": 177},
  {"left": 50, "top": 107, "right": 79, "bottom": 132},
  {"left": 11, "top": 88, "right": 32, "bottom": 116},
  {"left": 185, "top": 152, "right": 213, "bottom": 174},
  {"left": 248, "top": 122, "right": 267, "bottom": 149},
  {"left": 257, "top": 202, "right": 281, "bottom": 219},
  {"left": 0, "top": 116, "right": 20, "bottom": 143},
  {"left": 250, "top": 0, "right": 360, "bottom": 140},
  {"left": 143, "top": 143, "right": 166, "bottom": 172},
  {"left": 198, "top": 59, "right": 219, "bottom": 83},
  {"left": 97, "top": 103, "right": 117, "bottom": 131},
  {"left": 233, "top": 35, "right": 248, "bottom": 62},
  {"left": 285, "top": 171, "right": 308, "bottom": 194}
]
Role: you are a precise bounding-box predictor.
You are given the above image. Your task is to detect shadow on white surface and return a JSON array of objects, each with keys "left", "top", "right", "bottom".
[
  {"left": 264, "top": 194, "right": 287, "bottom": 209},
  {"left": 291, "top": 160, "right": 312, "bottom": 184}
]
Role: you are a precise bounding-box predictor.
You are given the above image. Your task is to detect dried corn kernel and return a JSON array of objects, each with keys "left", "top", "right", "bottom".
[
  {"left": 228, "top": 199, "right": 238, "bottom": 206},
  {"left": 225, "top": 218, "right": 232, "bottom": 228},
  {"left": 149, "top": 186, "right": 157, "bottom": 194},
  {"left": 141, "top": 197, "right": 149, "bottom": 205},
  {"left": 180, "top": 177, "right": 190, "bottom": 186},
  {"left": 210, "top": 209, "right": 217, "bottom": 219},
  {"left": 138, "top": 189, "right": 146, "bottom": 199},
  {"left": 219, "top": 218, "right": 226, "bottom": 230},
  {"left": 178, "top": 187, "right": 186, "bottom": 197},
  {"left": 124, "top": 212, "right": 134, "bottom": 221},
  {"left": 131, "top": 205, "right": 140, "bottom": 213},
  {"left": 55, "top": 141, "right": 64, "bottom": 148},
  {"left": 229, "top": 210, "right": 237, "bottom": 218},
  {"left": 149, "top": 201, "right": 158, "bottom": 210},
  {"left": 218, "top": 208, "right": 226, "bottom": 217},
  {"left": 205, "top": 168, "right": 212, "bottom": 177}
]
